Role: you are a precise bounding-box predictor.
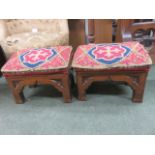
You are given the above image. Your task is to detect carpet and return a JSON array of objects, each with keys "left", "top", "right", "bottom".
[{"left": 0, "top": 65, "right": 155, "bottom": 134}]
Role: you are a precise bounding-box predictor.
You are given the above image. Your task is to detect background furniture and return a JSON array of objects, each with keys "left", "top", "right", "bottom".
[
  {"left": 68, "top": 19, "right": 113, "bottom": 48},
  {"left": 94, "top": 19, "right": 112, "bottom": 43},
  {"left": 0, "top": 19, "right": 69, "bottom": 59},
  {"left": 68, "top": 19, "right": 86, "bottom": 50},
  {"left": 115, "top": 19, "right": 155, "bottom": 63}
]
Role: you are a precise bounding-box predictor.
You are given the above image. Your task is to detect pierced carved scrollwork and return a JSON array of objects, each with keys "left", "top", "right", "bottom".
[
  {"left": 7, "top": 74, "right": 71, "bottom": 104},
  {"left": 81, "top": 74, "right": 140, "bottom": 92},
  {"left": 12, "top": 78, "right": 64, "bottom": 94},
  {"left": 77, "top": 71, "right": 148, "bottom": 103}
]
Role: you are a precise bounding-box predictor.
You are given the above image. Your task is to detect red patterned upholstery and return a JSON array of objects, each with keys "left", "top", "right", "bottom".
[
  {"left": 72, "top": 42, "right": 152, "bottom": 69},
  {"left": 1, "top": 46, "right": 72, "bottom": 75}
]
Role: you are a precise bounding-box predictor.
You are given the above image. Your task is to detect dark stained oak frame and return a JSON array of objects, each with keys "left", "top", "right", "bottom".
[
  {"left": 4, "top": 70, "right": 72, "bottom": 104},
  {"left": 75, "top": 67, "right": 150, "bottom": 103}
]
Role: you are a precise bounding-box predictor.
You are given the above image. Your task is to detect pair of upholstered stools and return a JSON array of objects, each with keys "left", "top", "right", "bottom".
[{"left": 1, "top": 41, "right": 152, "bottom": 104}]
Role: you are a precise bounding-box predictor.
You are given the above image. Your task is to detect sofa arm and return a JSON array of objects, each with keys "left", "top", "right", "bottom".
[{"left": 0, "top": 20, "right": 9, "bottom": 42}]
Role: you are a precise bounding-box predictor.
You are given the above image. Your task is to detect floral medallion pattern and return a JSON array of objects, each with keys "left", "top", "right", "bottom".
[
  {"left": 88, "top": 44, "right": 131, "bottom": 65},
  {"left": 72, "top": 42, "right": 152, "bottom": 69},
  {"left": 1, "top": 46, "right": 72, "bottom": 73},
  {"left": 20, "top": 48, "right": 57, "bottom": 68}
]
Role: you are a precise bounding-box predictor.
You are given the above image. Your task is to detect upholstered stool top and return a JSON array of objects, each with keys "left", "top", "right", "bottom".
[
  {"left": 1, "top": 46, "right": 72, "bottom": 74},
  {"left": 72, "top": 42, "right": 152, "bottom": 69}
]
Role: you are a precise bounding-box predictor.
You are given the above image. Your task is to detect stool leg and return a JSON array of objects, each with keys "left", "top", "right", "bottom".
[
  {"left": 132, "top": 73, "right": 148, "bottom": 103},
  {"left": 76, "top": 73, "right": 86, "bottom": 101},
  {"left": 13, "top": 91, "right": 25, "bottom": 104},
  {"left": 7, "top": 79, "right": 25, "bottom": 104},
  {"left": 62, "top": 75, "right": 71, "bottom": 103}
]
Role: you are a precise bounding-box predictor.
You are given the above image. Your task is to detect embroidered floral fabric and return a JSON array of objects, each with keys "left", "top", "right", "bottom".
[
  {"left": 72, "top": 42, "right": 152, "bottom": 69},
  {"left": 1, "top": 46, "right": 72, "bottom": 73}
]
